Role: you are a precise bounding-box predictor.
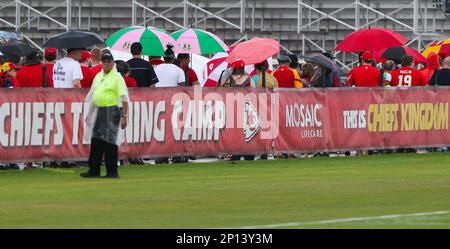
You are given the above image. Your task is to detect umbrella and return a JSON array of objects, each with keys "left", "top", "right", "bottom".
[
  {"left": 335, "top": 28, "right": 408, "bottom": 52},
  {"left": 226, "top": 38, "right": 280, "bottom": 65},
  {"left": 0, "top": 42, "right": 34, "bottom": 57},
  {"left": 374, "top": 46, "right": 426, "bottom": 64},
  {"left": 201, "top": 52, "right": 273, "bottom": 87},
  {"left": 301, "top": 53, "right": 341, "bottom": 72},
  {"left": 106, "top": 26, "right": 180, "bottom": 56},
  {"left": 171, "top": 28, "right": 228, "bottom": 54},
  {"left": 43, "top": 30, "right": 105, "bottom": 49},
  {"left": 422, "top": 38, "right": 450, "bottom": 59},
  {"left": 0, "top": 31, "right": 18, "bottom": 44}
]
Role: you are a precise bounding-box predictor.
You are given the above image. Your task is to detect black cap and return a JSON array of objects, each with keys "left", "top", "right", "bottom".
[
  {"left": 67, "top": 48, "right": 85, "bottom": 54},
  {"left": 277, "top": 54, "right": 291, "bottom": 63},
  {"left": 101, "top": 52, "right": 114, "bottom": 61},
  {"left": 130, "top": 42, "right": 142, "bottom": 54}
]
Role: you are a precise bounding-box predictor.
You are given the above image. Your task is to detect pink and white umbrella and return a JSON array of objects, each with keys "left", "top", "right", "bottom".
[
  {"left": 106, "top": 26, "right": 180, "bottom": 56},
  {"left": 171, "top": 28, "right": 229, "bottom": 55}
]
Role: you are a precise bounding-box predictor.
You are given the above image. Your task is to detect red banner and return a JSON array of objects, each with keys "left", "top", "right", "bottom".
[
  {"left": 275, "top": 87, "right": 450, "bottom": 153},
  {"left": 0, "top": 87, "right": 273, "bottom": 162},
  {"left": 0, "top": 87, "right": 449, "bottom": 162}
]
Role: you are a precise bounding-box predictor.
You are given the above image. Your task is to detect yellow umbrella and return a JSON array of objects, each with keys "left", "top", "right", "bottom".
[{"left": 422, "top": 38, "right": 450, "bottom": 58}]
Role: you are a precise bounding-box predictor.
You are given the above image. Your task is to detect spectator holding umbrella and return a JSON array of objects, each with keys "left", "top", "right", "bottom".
[
  {"left": 429, "top": 56, "right": 450, "bottom": 86},
  {"left": 43, "top": 30, "right": 105, "bottom": 88},
  {"left": 221, "top": 59, "right": 255, "bottom": 88},
  {"left": 346, "top": 51, "right": 381, "bottom": 87},
  {"left": 254, "top": 60, "right": 278, "bottom": 89},
  {"left": 53, "top": 48, "right": 84, "bottom": 88},
  {"left": 390, "top": 55, "right": 427, "bottom": 87},
  {"left": 79, "top": 50, "right": 95, "bottom": 88},
  {"left": 303, "top": 53, "right": 342, "bottom": 88}
]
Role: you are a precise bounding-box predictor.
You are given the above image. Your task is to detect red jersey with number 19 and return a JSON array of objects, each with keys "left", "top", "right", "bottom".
[{"left": 390, "top": 66, "right": 427, "bottom": 87}]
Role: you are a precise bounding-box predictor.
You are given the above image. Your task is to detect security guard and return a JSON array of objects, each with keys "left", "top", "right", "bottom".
[{"left": 80, "top": 52, "right": 129, "bottom": 178}]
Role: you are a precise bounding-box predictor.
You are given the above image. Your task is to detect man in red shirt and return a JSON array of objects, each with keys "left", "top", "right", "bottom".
[
  {"left": 79, "top": 50, "right": 95, "bottom": 88},
  {"left": 44, "top": 47, "right": 57, "bottom": 88},
  {"left": 346, "top": 51, "right": 381, "bottom": 87},
  {"left": 177, "top": 53, "right": 199, "bottom": 86},
  {"left": 273, "top": 54, "right": 302, "bottom": 88},
  {"left": 390, "top": 55, "right": 427, "bottom": 87},
  {"left": 16, "top": 50, "right": 53, "bottom": 87}
]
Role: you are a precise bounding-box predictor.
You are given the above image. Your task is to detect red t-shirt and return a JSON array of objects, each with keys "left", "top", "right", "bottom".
[
  {"left": 91, "top": 64, "right": 103, "bottom": 76},
  {"left": 390, "top": 66, "right": 427, "bottom": 87},
  {"left": 150, "top": 59, "right": 164, "bottom": 67},
  {"left": 45, "top": 63, "right": 54, "bottom": 88},
  {"left": 181, "top": 65, "right": 199, "bottom": 86},
  {"left": 124, "top": 76, "right": 137, "bottom": 88},
  {"left": 345, "top": 65, "right": 381, "bottom": 87},
  {"left": 273, "top": 65, "right": 296, "bottom": 88},
  {"left": 80, "top": 66, "right": 95, "bottom": 88},
  {"left": 16, "top": 64, "right": 53, "bottom": 88}
]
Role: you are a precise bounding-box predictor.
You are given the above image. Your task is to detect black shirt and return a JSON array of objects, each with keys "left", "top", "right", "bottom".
[
  {"left": 127, "top": 58, "right": 159, "bottom": 87},
  {"left": 429, "top": 68, "right": 450, "bottom": 86}
]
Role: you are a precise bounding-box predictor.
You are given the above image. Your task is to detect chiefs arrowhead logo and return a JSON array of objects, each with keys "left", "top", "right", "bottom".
[{"left": 243, "top": 101, "right": 261, "bottom": 142}]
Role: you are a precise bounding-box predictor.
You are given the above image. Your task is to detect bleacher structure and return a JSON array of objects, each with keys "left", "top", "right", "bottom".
[{"left": 1, "top": 0, "right": 449, "bottom": 72}]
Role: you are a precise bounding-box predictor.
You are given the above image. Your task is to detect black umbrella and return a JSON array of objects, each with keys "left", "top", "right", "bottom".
[
  {"left": 300, "top": 53, "right": 341, "bottom": 72},
  {"left": 379, "top": 46, "right": 427, "bottom": 65},
  {"left": 43, "top": 30, "right": 105, "bottom": 49},
  {"left": 0, "top": 42, "right": 35, "bottom": 57}
]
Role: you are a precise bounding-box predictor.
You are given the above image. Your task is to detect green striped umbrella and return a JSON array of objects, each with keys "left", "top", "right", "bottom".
[
  {"left": 106, "top": 26, "right": 178, "bottom": 56},
  {"left": 171, "top": 28, "right": 229, "bottom": 54}
]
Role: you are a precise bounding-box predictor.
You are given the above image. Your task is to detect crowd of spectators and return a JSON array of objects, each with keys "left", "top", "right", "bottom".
[{"left": 1, "top": 43, "right": 450, "bottom": 169}]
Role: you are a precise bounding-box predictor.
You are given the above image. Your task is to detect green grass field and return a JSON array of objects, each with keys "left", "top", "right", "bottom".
[{"left": 1, "top": 153, "right": 450, "bottom": 228}]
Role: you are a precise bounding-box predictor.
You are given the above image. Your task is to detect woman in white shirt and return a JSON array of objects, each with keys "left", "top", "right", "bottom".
[{"left": 154, "top": 45, "right": 185, "bottom": 87}]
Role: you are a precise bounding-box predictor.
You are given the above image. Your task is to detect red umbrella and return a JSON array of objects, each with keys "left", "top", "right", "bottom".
[
  {"left": 373, "top": 46, "right": 427, "bottom": 64},
  {"left": 335, "top": 28, "right": 408, "bottom": 53},
  {"left": 226, "top": 38, "right": 280, "bottom": 64}
]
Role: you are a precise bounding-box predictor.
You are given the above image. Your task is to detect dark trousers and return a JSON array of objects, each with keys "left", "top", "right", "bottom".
[{"left": 88, "top": 138, "right": 118, "bottom": 176}]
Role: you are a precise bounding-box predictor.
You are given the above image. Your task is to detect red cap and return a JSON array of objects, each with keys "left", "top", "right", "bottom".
[
  {"left": 360, "top": 51, "right": 373, "bottom": 61},
  {"left": 44, "top": 47, "right": 57, "bottom": 57},
  {"left": 231, "top": 59, "right": 245, "bottom": 69},
  {"left": 3, "top": 62, "right": 19, "bottom": 72},
  {"left": 80, "top": 50, "right": 94, "bottom": 62}
]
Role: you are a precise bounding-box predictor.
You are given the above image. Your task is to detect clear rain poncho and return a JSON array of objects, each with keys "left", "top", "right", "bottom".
[{"left": 83, "top": 78, "right": 130, "bottom": 146}]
